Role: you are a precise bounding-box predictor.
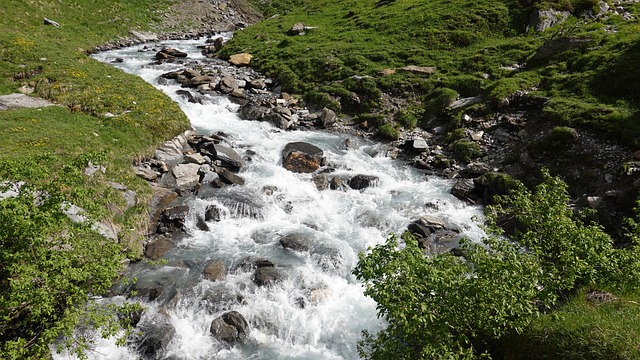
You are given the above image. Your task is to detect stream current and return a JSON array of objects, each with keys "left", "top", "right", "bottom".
[{"left": 56, "top": 36, "right": 484, "bottom": 360}]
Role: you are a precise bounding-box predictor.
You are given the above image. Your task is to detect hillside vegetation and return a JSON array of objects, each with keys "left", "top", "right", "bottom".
[
  {"left": 223, "top": 0, "right": 640, "bottom": 142},
  {"left": 0, "top": 1, "right": 191, "bottom": 358}
]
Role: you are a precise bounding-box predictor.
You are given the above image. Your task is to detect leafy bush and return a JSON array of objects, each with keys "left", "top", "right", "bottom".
[
  {"left": 355, "top": 171, "right": 640, "bottom": 359},
  {"left": 0, "top": 157, "right": 131, "bottom": 359}
]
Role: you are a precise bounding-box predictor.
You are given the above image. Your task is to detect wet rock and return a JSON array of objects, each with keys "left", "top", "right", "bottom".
[
  {"left": 135, "top": 319, "right": 176, "bottom": 358},
  {"left": 312, "top": 174, "right": 329, "bottom": 190},
  {"left": 451, "top": 179, "right": 478, "bottom": 203},
  {"left": 253, "top": 266, "right": 284, "bottom": 286},
  {"left": 214, "top": 145, "right": 244, "bottom": 169},
  {"left": 144, "top": 236, "right": 173, "bottom": 260},
  {"left": 239, "top": 102, "right": 269, "bottom": 120},
  {"left": 280, "top": 233, "right": 311, "bottom": 252},
  {"left": 149, "top": 186, "right": 178, "bottom": 234},
  {"left": 158, "top": 204, "right": 189, "bottom": 233},
  {"left": 282, "top": 142, "right": 324, "bottom": 173},
  {"left": 156, "top": 47, "right": 188, "bottom": 59},
  {"left": 330, "top": 176, "right": 347, "bottom": 191},
  {"left": 210, "top": 311, "right": 250, "bottom": 344},
  {"left": 349, "top": 175, "right": 379, "bottom": 190},
  {"left": 214, "top": 166, "right": 245, "bottom": 186},
  {"left": 205, "top": 204, "right": 223, "bottom": 222},
  {"left": 264, "top": 112, "right": 292, "bottom": 130},
  {"left": 203, "top": 261, "right": 226, "bottom": 281}
]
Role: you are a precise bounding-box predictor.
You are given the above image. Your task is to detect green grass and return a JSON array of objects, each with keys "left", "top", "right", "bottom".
[
  {"left": 0, "top": 0, "right": 191, "bottom": 247},
  {"left": 223, "top": 0, "right": 640, "bottom": 143},
  {"left": 502, "top": 290, "right": 640, "bottom": 359}
]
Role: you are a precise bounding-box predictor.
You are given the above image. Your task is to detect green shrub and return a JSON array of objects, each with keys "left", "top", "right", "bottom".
[
  {"left": 546, "top": 126, "right": 578, "bottom": 149},
  {"left": 377, "top": 123, "right": 400, "bottom": 140},
  {"left": 426, "top": 87, "right": 459, "bottom": 114},
  {"left": 452, "top": 139, "right": 483, "bottom": 163},
  {"left": 395, "top": 110, "right": 418, "bottom": 130},
  {"left": 446, "top": 128, "right": 467, "bottom": 142},
  {"left": 355, "top": 171, "right": 640, "bottom": 359}
]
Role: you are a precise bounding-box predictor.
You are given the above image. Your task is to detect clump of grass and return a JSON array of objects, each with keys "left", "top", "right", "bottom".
[{"left": 452, "top": 139, "right": 484, "bottom": 163}]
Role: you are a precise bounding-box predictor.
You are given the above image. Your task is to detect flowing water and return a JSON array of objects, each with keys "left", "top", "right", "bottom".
[{"left": 54, "top": 36, "right": 484, "bottom": 360}]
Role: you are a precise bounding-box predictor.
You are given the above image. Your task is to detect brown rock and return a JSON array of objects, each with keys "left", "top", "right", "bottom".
[
  {"left": 145, "top": 236, "right": 173, "bottom": 260},
  {"left": 228, "top": 53, "right": 252, "bottom": 66},
  {"left": 203, "top": 261, "right": 226, "bottom": 281}
]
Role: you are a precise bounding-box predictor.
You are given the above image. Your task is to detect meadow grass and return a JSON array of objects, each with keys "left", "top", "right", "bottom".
[
  {"left": 223, "top": 0, "right": 640, "bottom": 143},
  {"left": 0, "top": 0, "right": 191, "bottom": 252}
]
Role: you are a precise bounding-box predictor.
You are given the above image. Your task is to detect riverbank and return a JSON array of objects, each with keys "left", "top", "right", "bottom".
[{"left": 0, "top": 1, "right": 260, "bottom": 357}]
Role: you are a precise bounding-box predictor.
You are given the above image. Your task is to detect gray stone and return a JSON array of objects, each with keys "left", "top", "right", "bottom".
[
  {"left": 210, "top": 311, "right": 249, "bottom": 344},
  {"left": 253, "top": 267, "right": 284, "bottom": 286},
  {"left": 172, "top": 163, "right": 201, "bottom": 189},
  {"left": 184, "top": 153, "right": 206, "bottom": 165},
  {"left": 136, "top": 319, "right": 176, "bottom": 358},
  {"left": 0, "top": 93, "right": 54, "bottom": 110},
  {"left": 155, "top": 130, "right": 196, "bottom": 163},
  {"left": 312, "top": 174, "right": 329, "bottom": 190},
  {"left": 214, "top": 145, "right": 244, "bottom": 168},
  {"left": 134, "top": 166, "right": 158, "bottom": 181},
  {"left": 280, "top": 233, "right": 311, "bottom": 252},
  {"left": 451, "top": 179, "right": 477, "bottom": 202},
  {"left": 407, "top": 138, "right": 428, "bottom": 152},
  {"left": 319, "top": 107, "right": 337, "bottom": 128},
  {"left": 528, "top": 9, "right": 571, "bottom": 32},
  {"left": 219, "top": 75, "right": 238, "bottom": 93},
  {"left": 450, "top": 95, "right": 483, "bottom": 109},
  {"left": 214, "top": 166, "right": 245, "bottom": 186},
  {"left": 145, "top": 236, "right": 173, "bottom": 260}
]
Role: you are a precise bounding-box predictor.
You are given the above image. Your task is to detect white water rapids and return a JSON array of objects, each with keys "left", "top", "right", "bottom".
[{"left": 54, "top": 36, "right": 484, "bottom": 360}]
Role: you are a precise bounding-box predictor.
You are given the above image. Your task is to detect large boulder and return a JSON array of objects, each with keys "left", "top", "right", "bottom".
[
  {"left": 282, "top": 142, "right": 324, "bottom": 173},
  {"left": 214, "top": 145, "right": 244, "bottom": 169},
  {"left": 210, "top": 311, "right": 250, "bottom": 344}
]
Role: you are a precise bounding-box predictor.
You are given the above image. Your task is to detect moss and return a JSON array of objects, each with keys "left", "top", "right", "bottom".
[{"left": 452, "top": 139, "right": 484, "bottom": 163}]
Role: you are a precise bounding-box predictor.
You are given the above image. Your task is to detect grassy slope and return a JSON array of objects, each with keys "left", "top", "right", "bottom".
[
  {"left": 222, "top": 1, "right": 640, "bottom": 357},
  {"left": 0, "top": 0, "right": 191, "bottom": 251},
  {"left": 222, "top": 0, "right": 640, "bottom": 142}
]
